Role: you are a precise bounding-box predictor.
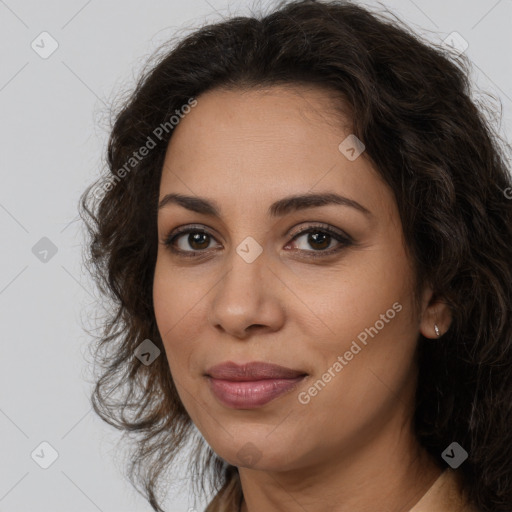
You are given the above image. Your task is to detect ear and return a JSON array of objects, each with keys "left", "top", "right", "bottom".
[{"left": 418, "top": 284, "right": 453, "bottom": 339}]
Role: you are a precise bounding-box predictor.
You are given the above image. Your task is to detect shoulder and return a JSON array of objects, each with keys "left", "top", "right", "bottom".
[{"left": 409, "top": 468, "right": 480, "bottom": 512}]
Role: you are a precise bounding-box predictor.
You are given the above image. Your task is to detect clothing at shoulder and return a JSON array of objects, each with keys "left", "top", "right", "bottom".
[{"left": 409, "top": 468, "right": 480, "bottom": 512}]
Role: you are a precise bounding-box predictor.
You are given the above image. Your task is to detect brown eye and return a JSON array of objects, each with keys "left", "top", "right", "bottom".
[
  {"left": 298, "top": 231, "right": 332, "bottom": 251},
  {"left": 162, "top": 223, "right": 353, "bottom": 260},
  {"left": 286, "top": 225, "right": 352, "bottom": 257},
  {"left": 164, "top": 228, "right": 219, "bottom": 253},
  {"left": 184, "top": 232, "right": 211, "bottom": 250}
]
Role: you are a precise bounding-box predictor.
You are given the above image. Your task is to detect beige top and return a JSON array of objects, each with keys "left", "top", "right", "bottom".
[{"left": 409, "top": 468, "right": 480, "bottom": 512}]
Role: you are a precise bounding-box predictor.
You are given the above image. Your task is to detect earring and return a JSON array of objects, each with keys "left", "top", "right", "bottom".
[{"left": 434, "top": 324, "right": 441, "bottom": 337}]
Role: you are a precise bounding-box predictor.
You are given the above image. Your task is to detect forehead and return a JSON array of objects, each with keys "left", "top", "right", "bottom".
[
  {"left": 158, "top": 85, "right": 389, "bottom": 216},
  {"left": 166, "top": 86, "right": 347, "bottom": 167}
]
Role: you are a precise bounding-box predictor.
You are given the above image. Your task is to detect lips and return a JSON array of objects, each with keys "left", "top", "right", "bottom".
[
  {"left": 204, "top": 361, "right": 308, "bottom": 409},
  {"left": 205, "top": 361, "right": 307, "bottom": 381}
]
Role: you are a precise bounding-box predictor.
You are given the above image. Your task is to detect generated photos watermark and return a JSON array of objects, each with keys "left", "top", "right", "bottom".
[
  {"left": 298, "top": 301, "right": 403, "bottom": 404},
  {"left": 93, "top": 97, "right": 198, "bottom": 201}
]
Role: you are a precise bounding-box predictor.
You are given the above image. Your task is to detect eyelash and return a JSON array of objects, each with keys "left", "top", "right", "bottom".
[{"left": 161, "top": 223, "right": 353, "bottom": 260}]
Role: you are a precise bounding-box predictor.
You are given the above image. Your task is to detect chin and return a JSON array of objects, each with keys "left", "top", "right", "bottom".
[{"left": 212, "top": 437, "right": 303, "bottom": 471}]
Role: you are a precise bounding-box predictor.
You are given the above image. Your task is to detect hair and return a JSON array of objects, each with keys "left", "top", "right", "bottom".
[{"left": 78, "top": 1, "right": 512, "bottom": 511}]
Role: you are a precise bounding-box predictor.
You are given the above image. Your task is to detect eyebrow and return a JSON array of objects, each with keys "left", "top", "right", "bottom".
[{"left": 158, "top": 192, "right": 373, "bottom": 218}]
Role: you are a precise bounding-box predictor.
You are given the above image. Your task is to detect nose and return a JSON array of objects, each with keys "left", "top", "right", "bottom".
[{"left": 207, "top": 245, "right": 286, "bottom": 339}]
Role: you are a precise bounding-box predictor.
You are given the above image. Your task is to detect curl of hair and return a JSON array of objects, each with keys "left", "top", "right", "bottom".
[{"left": 79, "top": 1, "right": 512, "bottom": 511}]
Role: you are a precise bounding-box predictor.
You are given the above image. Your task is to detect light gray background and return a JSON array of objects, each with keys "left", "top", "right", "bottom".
[{"left": 1, "top": 0, "right": 511, "bottom": 511}]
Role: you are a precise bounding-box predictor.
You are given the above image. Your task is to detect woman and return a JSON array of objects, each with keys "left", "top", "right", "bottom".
[{"left": 79, "top": 1, "right": 512, "bottom": 511}]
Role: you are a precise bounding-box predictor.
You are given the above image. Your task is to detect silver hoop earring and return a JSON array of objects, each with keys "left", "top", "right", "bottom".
[{"left": 434, "top": 324, "right": 441, "bottom": 337}]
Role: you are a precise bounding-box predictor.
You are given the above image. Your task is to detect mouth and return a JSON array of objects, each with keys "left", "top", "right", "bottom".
[
  {"left": 205, "top": 360, "right": 308, "bottom": 380},
  {"left": 204, "top": 361, "right": 308, "bottom": 409}
]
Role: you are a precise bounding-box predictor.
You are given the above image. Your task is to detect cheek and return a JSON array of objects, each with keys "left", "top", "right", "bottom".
[
  {"left": 152, "top": 259, "right": 203, "bottom": 374},
  {"left": 278, "top": 317, "right": 415, "bottom": 468},
  {"left": 297, "top": 242, "right": 414, "bottom": 348},
  {"left": 296, "top": 244, "right": 418, "bottom": 414},
  {"left": 295, "top": 309, "right": 418, "bottom": 456},
  {"left": 153, "top": 264, "right": 176, "bottom": 342},
  {"left": 153, "top": 254, "right": 206, "bottom": 334}
]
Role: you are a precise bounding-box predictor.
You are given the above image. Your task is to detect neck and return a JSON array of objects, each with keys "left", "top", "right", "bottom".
[{"left": 238, "top": 413, "right": 442, "bottom": 512}]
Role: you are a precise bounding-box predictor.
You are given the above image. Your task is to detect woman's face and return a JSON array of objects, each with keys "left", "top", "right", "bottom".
[{"left": 153, "top": 85, "right": 445, "bottom": 471}]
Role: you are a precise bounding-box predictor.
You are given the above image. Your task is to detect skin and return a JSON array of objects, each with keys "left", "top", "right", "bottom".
[{"left": 153, "top": 85, "right": 453, "bottom": 512}]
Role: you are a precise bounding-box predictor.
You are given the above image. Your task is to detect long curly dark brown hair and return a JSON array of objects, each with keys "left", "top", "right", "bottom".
[{"left": 78, "top": 1, "right": 512, "bottom": 511}]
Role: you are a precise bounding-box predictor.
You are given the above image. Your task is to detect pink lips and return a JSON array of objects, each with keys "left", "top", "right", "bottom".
[{"left": 205, "top": 361, "right": 307, "bottom": 409}]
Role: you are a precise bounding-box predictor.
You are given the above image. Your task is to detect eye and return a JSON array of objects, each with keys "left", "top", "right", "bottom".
[
  {"left": 163, "top": 225, "right": 220, "bottom": 257},
  {"left": 285, "top": 223, "right": 352, "bottom": 258},
  {"left": 161, "top": 222, "right": 353, "bottom": 259}
]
